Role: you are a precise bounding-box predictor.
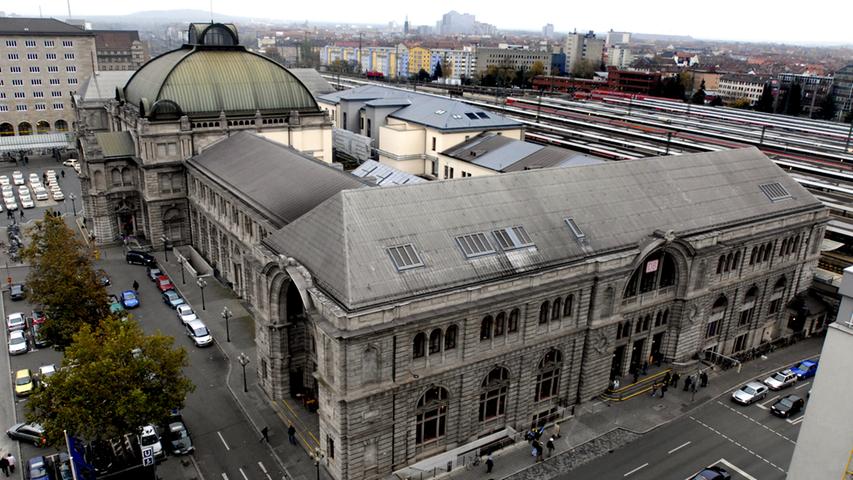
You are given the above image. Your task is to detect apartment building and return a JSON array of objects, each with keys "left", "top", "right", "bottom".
[
  {"left": 564, "top": 31, "right": 604, "bottom": 72},
  {"left": 429, "top": 47, "right": 475, "bottom": 79},
  {"left": 606, "top": 45, "right": 634, "bottom": 69},
  {"left": 92, "top": 30, "right": 149, "bottom": 71},
  {"left": 0, "top": 17, "right": 97, "bottom": 137},
  {"left": 830, "top": 64, "right": 853, "bottom": 121},
  {"left": 474, "top": 46, "right": 551, "bottom": 75},
  {"left": 718, "top": 74, "right": 770, "bottom": 105},
  {"left": 777, "top": 72, "right": 833, "bottom": 118}
]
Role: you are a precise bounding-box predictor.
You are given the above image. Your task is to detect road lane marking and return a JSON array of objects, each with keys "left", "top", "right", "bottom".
[
  {"left": 668, "top": 441, "right": 691, "bottom": 454},
  {"left": 690, "top": 417, "right": 787, "bottom": 474},
  {"left": 787, "top": 415, "right": 805, "bottom": 425},
  {"left": 715, "top": 401, "right": 796, "bottom": 444},
  {"left": 217, "top": 431, "right": 230, "bottom": 451},
  {"left": 717, "top": 458, "right": 760, "bottom": 480},
  {"left": 221, "top": 474, "right": 229, "bottom": 480},
  {"left": 759, "top": 394, "right": 780, "bottom": 409},
  {"left": 623, "top": 463, "right": 648, "bottom": 476},
  {"left": 794, "top": 381, "right": 811, "bottom": 390},
  {"left": 258, "top": 462, "right": 267, "bottom": 473},
  {"left": 239, "top": 468, "right": 249, "bottom": 480}
]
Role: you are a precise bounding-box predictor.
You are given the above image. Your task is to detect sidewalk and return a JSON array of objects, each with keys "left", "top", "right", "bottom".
[
  {"left": 445, "top": 336, "right": 824, "bottom": 480},
  {"left": 146, "top": 248, "right": 332, "bottom": 480}
]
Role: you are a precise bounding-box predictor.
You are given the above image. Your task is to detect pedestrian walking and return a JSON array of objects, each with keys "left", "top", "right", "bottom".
[
  {"left": 672, "top": 372, "right": 680, "bottom": 388},
  {"left": 632, "top": 370, "right": 640, "bottom": 384},
  {"left": 531, "top": 440, "right": 542, "bottom": 462},
  {"left": 485, "top": 454, "right": 494, "bottom": 473},
  {"left": 691, "top": 381, "right": 698, "bottom": 394},
  {"left": 641, "top": 361, "right": 648, "bottom": 375},
  {"left": 650, "top": 382, "right": 658, "bottom": 397},
  {"left": 553, "top": 422, "right": 561, "bottom": 439},
  {"left": 287, "top": 424, "right": 297, "bottom": 445},
  {"left": 660, "top": 383, "right": 668, "bottom": 398},
  {"left": 663, "top": 371, "right": 671, "bottom": 386},
  {"left": 61, "top": 169, "right": 65, "bottom": 178},
  {"left": 546, "top": 437, "right": 555, "bottom": 457},
  {"left": 5, "top": 454, "right": 13, "bottom": 474},
  {"left": 260, "top": 426, "right": 270, "bottom": 443},
  {"left": 0, "top": 456, "right": 8, "bottom": 477},
  {"left": 19, "top": 210, "right": 23, "bottom": 219},
  {"left": 683, "top": 375, "right": 692, "bottom": 392},
  {"left": 700, "top": 370, "right": 709, "bottom": 388},
  {"left": 132, "top": 280, "right": 139, "bottom": 292}
]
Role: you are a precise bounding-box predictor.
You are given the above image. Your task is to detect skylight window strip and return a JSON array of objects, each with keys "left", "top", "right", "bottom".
[
  {"left": 492, "top": 226, "right": 534, "bottom": 250},
  {"left": 565, "top": 217, "right": 585, "bottom": 239},
  {"left": 455, "top": 232, "right": 495, "bottom": 258},
  {"left": 387, "top": 243, "right": 424, "bottom": 271}
]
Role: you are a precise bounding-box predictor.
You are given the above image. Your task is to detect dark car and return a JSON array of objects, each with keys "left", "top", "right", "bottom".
[
  {"left": 6, "top": 422, "right": 46, "bottom": 446},
  {"left": 10, "top": 283, "right": 25, "bottom": 300},
  {"left": 26, "top": 455, "right": 49, "bottom": 480},
  {"left": 126, "top": 250, "right": 156, "bottom": 267},
  {"left": 156, "top": 275, "right": 175, "bottom": 293},
  {"left": 771, "top": 394, "right": 805, "bottom": 418},
  {"left": 691, "top": 465, "right": 731, "bottom": 480},
  {"left": 147, "top": 266, "right": 163, "bottom": 282},
  {"left": 166, "top": 420, "right": 194, "bottom": 455}
]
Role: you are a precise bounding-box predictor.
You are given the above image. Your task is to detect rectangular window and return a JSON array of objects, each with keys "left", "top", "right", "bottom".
[
  {"left": 14, "top": 92, "right": 25, "bottom": 99},
  {"left": 67, "top": 78, "right": 78, "bottom": 85},
  {"left": 10, "top": 67, "right": 21, "bottom": 73},
  {"left": 52, "top": 103, "right": 64, "bottom": 110},
  {"left": 449, "top": 167, "right": 454, "bottom": 178},
  {"left": 32, "top": 91, "right": 44, "bottom": 98},
  {"left": 11, "top": 79, "right": 23, "bottom": 86},
  {"left": 46, "top": 53, "right": 57, "bottom": 60},
  {"left": 64, "top": 53, "right": 75, "bottom": 60},
  {"left": 66, "top": 66, "right": 77, "bottom": 72},
  {"left": 5, "top": 40, "right": 17, "bottom": 47},
  {"left": 16, "top": 105, "right": 27, "bottom": 111},
  {"left": 44, "top": 40, "right": 55, "bottom": 47},
  {"left": 50, "top": 79, "right": 60, "bottom": 85},
  {"left": 0, "top": 105, "right": 8, "bottom": 112},
  {"left": 733, "top": 333, "right": 748, "bottom": 353},
  {"left": 431, "top": 137, "right": 436, "bottom": 151},
  {"left": 27, "top": 53, "right": 38, "bottom": 60},
  {"left": 387, "top": 244, "right": 424, "bottom": 271},
  {"left": 29, "top": 66, "right": 40, "bottom": 73},
  {"left": 759, "top": 182, "right": 791, "bottom": 202},
  {"left": 34, "top": 103, "right": 46, "bottom": 111},
  {"left": 47, "top": 66, "right": 59, "bottom": 72},
  {"left": 31, "top": 79, "right": 42, "bottom": 86},
  {"left": 62, "top": 40, "right": 73, "bottom": 47},
  {"left": 8, "top": 53, "right": 19, "bottom": 60},
  {"left": 326, "top": 435, "right": 335, "bottom": 460},
  {"left": 492, "top": 226, "right": 534, "bottom": 250},
  {"left": 565, "top": 217, "right": 585, "bottom": 239},
  {"left": 51, "top": 91, "right": 62, "bottom": 97},
  {"left": 705, "top": 320, "right": 720, "bottom": 339}
]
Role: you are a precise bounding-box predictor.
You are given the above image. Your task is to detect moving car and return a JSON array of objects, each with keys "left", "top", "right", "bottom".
[
  {"left": 121, "top": 290, "right": 140, "bottom": 309},
  {"left": 6, "top": 422, "right": 46, "bottom": 446},
  {"left": 176, "top": 304, "right": 197, "bottom": 325},
  {"left": 771, "top": 394, "right": 805, "bottom": 418},
  {"left": 731, "top": 381, "right": 768, "bottom": 405},
  {"left": 126, "top": 250, "right": 156, "bottom": 267},
  {"left": 185, "top": 319, "right": 213, "bottom": 347},
  {"left": 15, "top": 368, "right": 35, "bottom": 396},
  {"left": 791, "top": 360, "right": 818, "bottom": 380},
  {"left": 162, "top": 290, "right": 185, "bottom": 308},
  {"left": 764, "top": 369, "right": 798, "bottom": 390},
  {"left": 10, "top": 283, "right": 25, "bottom": 300},
  {"left": 156, "top": 275, "right": 175, "bottom": 293},
  {"left": 26, "top": 455, "right": 49, "bottom": 480},
  {"left": 12, "top": 171, "right": 24, "bottom": 185},
  {"left": 7, "top": 312, "right": 26, "bottom": 331},
  {"left": 139, "top": 425, "right": 165, "bottom": 460},
  {"left": 8, "top": 330, "right": 28, "bottom": 355},
  {"left": 166, "top": 419, "right": 194, "bottom": 455},
  {"left": 690, "top": 465, "right": 731, "bottom": 480}
]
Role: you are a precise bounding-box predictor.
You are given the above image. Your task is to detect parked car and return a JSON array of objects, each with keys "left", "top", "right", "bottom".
[
  {"left": 146, "top": 266, "right": 163, "bottom": 281},
  {"left": 176, "top": 304, "right": 197, "bottom": 325},
  {"left": 37, "top": 364, "right": 57, "bottom": 387},
  {"left": 162, "top": 290, "right": 185, "bottom": 309},
  {"left": 62, "top": 158, "right": 79, "bottom": 168},
  {"left": 791, "top": 360, "right": 818, "bottom": 380},
  {"left": 52, "top": 190, "right": 64, "bottom": 201},
  {"left": 121, "top": 290, "right": 140, "bottom": 309},
  {"left": 30, "top": 323, "right": 49, "bottom": 348},
  {"left": 126, "top": 250, "right": 156, "bottom": 267},
  {"left": 166, "top": 419, "right": 194, "bottom": 455},
  {"left": 764, "top": 369, "right": 798, "bottom": 390},
  {"left": 31, "top": 310, "right": 46, "bottom": 325},
  {"left": 33, "top": 187, "right": 49, "bottom": 201},
  {"left": 7, "top": 312, "right": 26, "bottom": 331},
  {"left": 108, "top": 295, "right": 125, "bottom": 315},
  {"left": 771, "top": 394, "right": 805, "bottom": 418},
  {"left": 52, "top": 453, "right": 73, "bottom": 480},
  {"left": 0, "top": 175, "right": 9, "bottom": 187},
  {"left": 26, "top": 455, "right": 50, "bottom": 480},
  {"left": 731, "top": 381, "right": 768, "bottom": 405},
  {"left": 16, "top": 185, "right": 28, "bottom": 196},
  {"left": 8, "top": 330, "right": 28, "bottom": 355},
  {"left": 6, "top": 422, "right": 46, "bottom": 446},
  {"left": 690, "top": 465, "right": 731, "bottom": 480},
  {"left": 156, "top": 275, "right": 175, "bottom": 293},
  {"left": 12, "top": 171, "right": 24, "bottom": 185},
  {"left": 4, "top": 199, "right": 17, "bottom": 211},
  {"left": 98, "top": 271, "right": 111, "bottom": 286},
  {"left": 185, "top": 320, "right": 213, "bottom": 347},
  {"left": 15, "top": 368, "right": 35, "bottom": 397},
  {"left": 139, "top": 425, "right": 165, "bottom": 460},
  {"left": 20, "top": 196, "right": 35, "bottom": 208},
  {"left": 10, "top": 283, "right": 25, "bottom": 300}
]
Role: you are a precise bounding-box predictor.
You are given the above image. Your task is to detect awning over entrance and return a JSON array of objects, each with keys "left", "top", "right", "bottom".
[
  {"left": 0, "top": 132, "right": 74, "bottom": 152},
  {"left": 393, "top": 426, "right": 517, "bottom": 479}
]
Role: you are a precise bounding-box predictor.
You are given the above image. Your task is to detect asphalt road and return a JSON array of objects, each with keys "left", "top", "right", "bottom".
[{"left": 560, "top": 380, "right": 811, "bottom": 480}]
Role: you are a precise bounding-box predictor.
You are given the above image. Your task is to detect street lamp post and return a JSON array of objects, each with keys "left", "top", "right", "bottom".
[
  {"left": 69, "top": 193, "right": 76, "bottom": 217},
  {"left": 196, "top": 277, "right": 207, "bottom": 310},
  {"left": 160, "top": 235, "right": 169, "bottom": 263},
  {"left": 237, "top": 352, "right": 250, "bottom": 393},
  {"left": 312, "top": 447, "right": 325, "bottom": 480},
  {"left": 221, "top": 306, "right": 232, "bottom": 343},
  {"left": 179, "top": 256, "right": 185, "bottom": 285}
]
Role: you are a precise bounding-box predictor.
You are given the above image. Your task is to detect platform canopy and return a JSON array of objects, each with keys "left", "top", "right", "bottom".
[{"left": 0, "top": 133, "right": 74, "bottom": 153}]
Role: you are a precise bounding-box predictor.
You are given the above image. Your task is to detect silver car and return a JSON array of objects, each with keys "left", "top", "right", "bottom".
[
  {"left": 732, "top": 381, "right": 768, "bottom": 405},
  {"left": 764, "top": 369, "right": 797, "bottom": 390}
]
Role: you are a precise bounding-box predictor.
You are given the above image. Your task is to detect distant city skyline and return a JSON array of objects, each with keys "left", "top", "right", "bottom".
[{"left": 6, "top": 0, "right": 853, "bottom": 45}]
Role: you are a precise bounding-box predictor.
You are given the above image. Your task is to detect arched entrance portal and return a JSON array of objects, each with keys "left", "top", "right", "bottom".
[
  {"left": 115, "top": 199, "right": 136, "bottom": 236},
  {"left": 279, "top": 281, "right": 318, "bottom": 410}
]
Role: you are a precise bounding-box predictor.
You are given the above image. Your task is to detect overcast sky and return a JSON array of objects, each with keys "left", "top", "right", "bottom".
[{"left": 9, "top": 0, "right": 853, "bottom": 45}]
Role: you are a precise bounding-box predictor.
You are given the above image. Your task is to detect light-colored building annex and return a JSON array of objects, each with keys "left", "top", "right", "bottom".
[
  {"left": 252, "top": 147, "right": 827, "bottom": 479},
  {"left": 564, "top": 31, "right": 604, "bottom": 71},
  {"left": 0, "top": 17, "right": 97, "bottom": 137},
  {"left": 316, "top": 84, "right": 523, "bottom": 176},
  {"left": 75, "top": 23, "right": 333, "bottom": 247},
  {"left": 718, "top": 73, "right": 771, "bottom": 105},
  {"left": 474, "top": 46, "right": 551, "bottom": 75}
]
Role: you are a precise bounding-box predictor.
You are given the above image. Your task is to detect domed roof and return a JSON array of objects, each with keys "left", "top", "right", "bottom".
[{"left": 122, "top": 25, "right": 318, "bottom": 119}]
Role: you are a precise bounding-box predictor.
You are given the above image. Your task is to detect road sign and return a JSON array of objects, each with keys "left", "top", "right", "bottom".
[{"left": 141, "top": 446, "right": 154, "bottom": 467}]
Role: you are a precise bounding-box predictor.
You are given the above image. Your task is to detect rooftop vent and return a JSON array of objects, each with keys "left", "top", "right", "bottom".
[
  {"left": 435, "top": 109, "right": 446, "bottom": 115},
  {"left": 564, "top": 217, "right": 585, "bottom": 240},
  {"left": 759, "top": 182, "right": 791, "bottom": 202}
]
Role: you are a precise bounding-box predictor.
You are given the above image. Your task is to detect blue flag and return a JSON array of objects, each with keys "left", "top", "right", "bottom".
[{"left": 66, "top": 434, "right": 97, "bottom": 480}]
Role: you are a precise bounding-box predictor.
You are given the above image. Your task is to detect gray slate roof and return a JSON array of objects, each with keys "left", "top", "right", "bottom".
[
  {"left": 187, "top": 132, "right": 368, "bottom": 227},
  {"left": 95, "top": 131, "right": 135, "bottom": 158},
  {"left": 318, "top": 85, "right": 521, "bottom": 132},
  {"left": 0, "top": 18, "right": 91, "bottom": 35},
  {"left": 443, "top": 133, "right": 604, "bottom": 172},
  {"left": 263, "top": 147, "right": 824, "bottom": 311},
  {"left": 351, "top": 160, "right": 426, "bottom": 186},
  {"left": 79, "top": 71, "right": 135, "bottom": 103},
  {"left": 288, "top": 68, "right": 336, "bottom": 96}
]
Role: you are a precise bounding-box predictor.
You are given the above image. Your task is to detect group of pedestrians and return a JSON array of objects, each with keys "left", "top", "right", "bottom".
[
  {"left": 0, "top": 453, "right": 16, "bottom": 477},
  {"left": 648, "top": 369, "right": 710, "bottom": 398}
]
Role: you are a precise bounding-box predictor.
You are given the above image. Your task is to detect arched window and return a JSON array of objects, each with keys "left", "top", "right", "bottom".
[
  {"left": 54, "top": 119, "right": 68, "bottom": 132},
  {"left": 706, "top": 295, "right": 727, "bottom": 339},
  {"left": 480, "top": 316, "right": 493, "bottom": 340},
  {"left": 111, "top": 168, "right": 122, "bottom": 186},
  {"left": 35, "top": 120, "right": 50, "bottom": 134},
  {"left": 769, "top": 276, "right": 787, "bottom": 314},
  {"left": 0, "top": 123, "right": 14, "bottom": 137},
  {"left": 642, "top": 315, "right": 650, "bottom": 331},
  {"left": 535, "top": 350, "right": 562, "bottom": 402},
  {"left": 757, "top": 245, "right": 765, "bottom": 263},
  {"left": 625, "top": 250, "right": 678, "bottom": 298},
  {"left": 121, "top": 167, "right": 132, "bottom": 186},
  {"left": 635, "top": 317, "right": 642, "bottom": 334},
  {"left": 415, "top": 386, "right": 448, "bottom": 445},
  {"left": 479, "top": 367, "right": 510, "bottom": 422},
  {"left": 763, "top": 242, "right": 772, "bottom": 262},
  {"left": 429, "top": 329, "right": 442, "bottom": 354},
  {"left": 18, "top": 122, "right": 32, "bottom": 136},
  {"left": 662, "top": 309, "right": 669, "bottom": 325},
  {"left": 494, "top": 312, "right": 506, "bottom": 337},
  {"left": 732, "top": 251, "right": 740, "bottom": 270},
  {"left": 739, "top": 286, "right": 758, "bottom": 326},
  {"left": 749, "top": 247, "right": 757, "bottom": 265},
  {"left": 444, "top": 325, "right": 457, "bottom": 350},
  {"left": 551, "top": 298, "right": 561, "bottom": 321},
  {"left": 538, "top": 301, "right": 549, "bottom": 324},
  {"left": 507, "top": 308, "right": 519, "bottom": 333},
  {"left": 717, "top": 255, "right": 726, "bottom": 274},
  {"left": 362, "top": 347, "right": 379, "bottom": 385},
  {"left": 780, "top": 238, "right": 787, "bottom": 257},
  {"left": 563, "top": 294, "right": 573, "bottom": 317},
  {"left": 725, "top": 253, "right": 733, "bottom": 272},
  {"left": 792, "top": 235, "right": 800, "bottom": 253},
  {"left": 412, "top": 333, "right": 426, "bottom": 359},
  {"left": 655, "top": 311, "right": 663, "bottom": 327}
]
